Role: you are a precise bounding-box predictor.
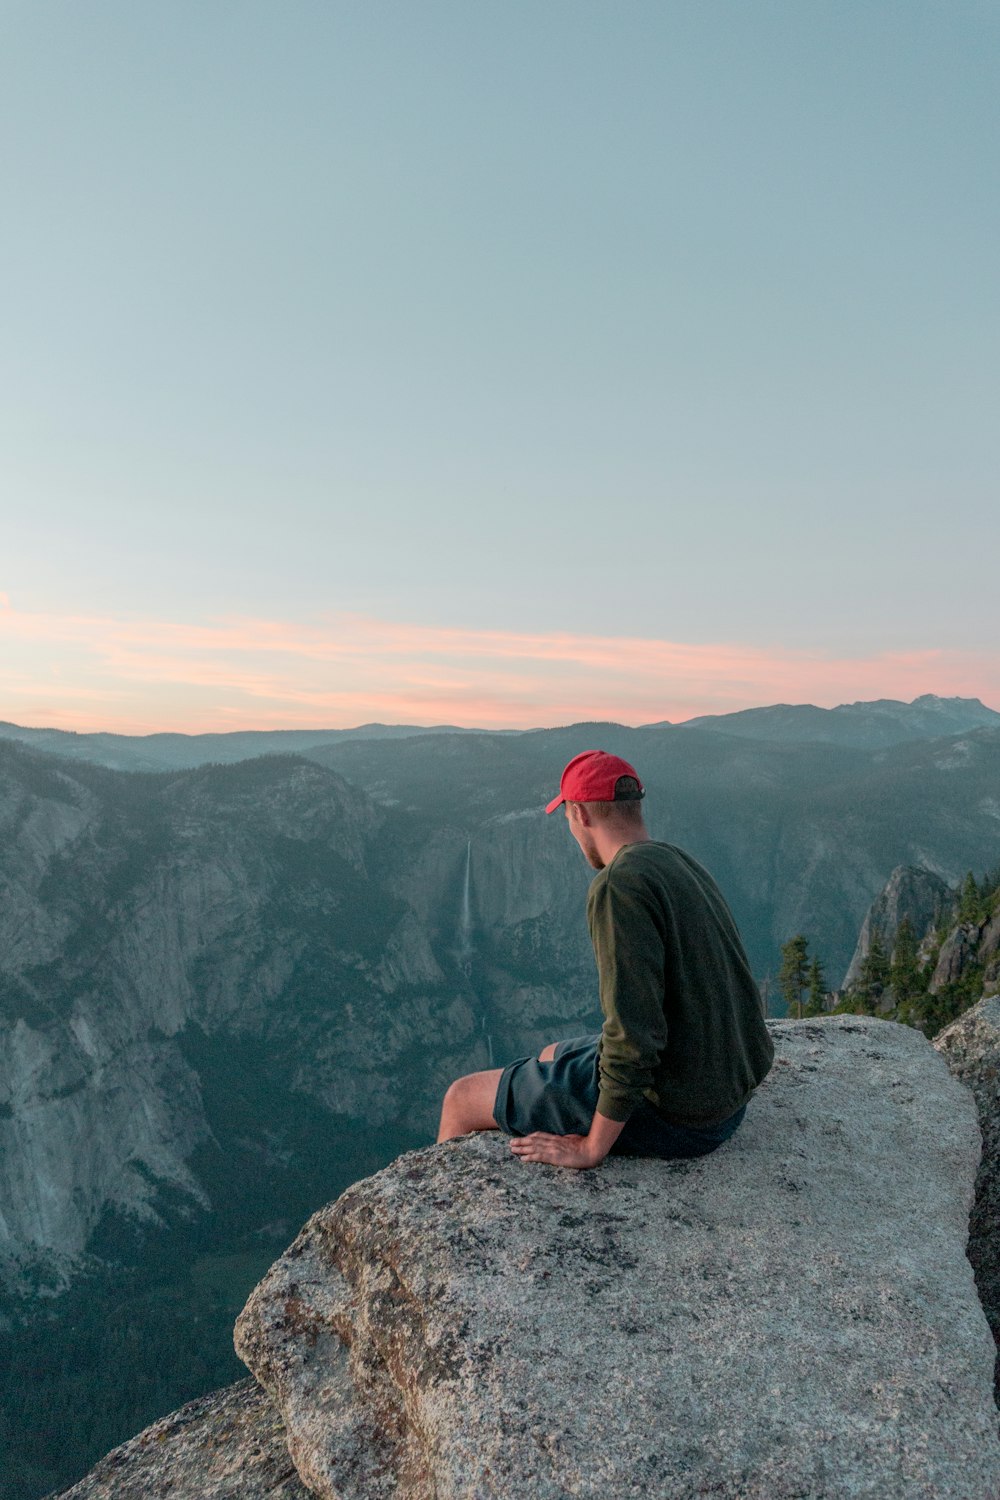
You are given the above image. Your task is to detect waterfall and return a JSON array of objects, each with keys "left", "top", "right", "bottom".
[{"left": 458, "top": 839, "right": 472, "bottom": 961}]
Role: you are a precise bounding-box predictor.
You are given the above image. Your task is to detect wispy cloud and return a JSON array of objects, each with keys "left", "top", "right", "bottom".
[{"left": 0, "top": 598, "right": 996, "bottom": 734}]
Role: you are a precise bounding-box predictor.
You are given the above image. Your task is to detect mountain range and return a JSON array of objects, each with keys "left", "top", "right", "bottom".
[{"left": 2, "top": 692, "right": 997, "bottom": 770}]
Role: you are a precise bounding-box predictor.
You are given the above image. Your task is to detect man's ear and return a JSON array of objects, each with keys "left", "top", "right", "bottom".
[{"left": 568, "top": 802, "right": 593, "bottom": 828}]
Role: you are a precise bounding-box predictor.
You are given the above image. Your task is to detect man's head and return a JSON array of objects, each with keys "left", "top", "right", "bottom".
[{"left": 546, "top": 750, "right": 648, "bottom": 869}]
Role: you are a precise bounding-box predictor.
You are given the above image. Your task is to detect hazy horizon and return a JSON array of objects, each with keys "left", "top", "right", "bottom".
[{"left": 3, "top": 688, "right": 998, "bottom": 740}]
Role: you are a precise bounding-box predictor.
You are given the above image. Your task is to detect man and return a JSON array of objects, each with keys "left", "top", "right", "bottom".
[{"left": 437, "top": 750, "right": 774, "bottom": 1169}]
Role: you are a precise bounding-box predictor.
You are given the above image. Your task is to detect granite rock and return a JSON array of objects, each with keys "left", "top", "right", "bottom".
[
  {"left": 979, "top": 912, "right": 1000, "bottom": 991},
  {"left": 931, "top": 924, "right": 981, "bottom": 992},
  {"left": 982, "top": 912, "right": 1000, "bottom": 967},
  {"left": 235, "top": 1017, "right": 1000, "bottom": 1500},
  {"left": 935, "top": 995, "right": 1000, "bottom": 1397}
]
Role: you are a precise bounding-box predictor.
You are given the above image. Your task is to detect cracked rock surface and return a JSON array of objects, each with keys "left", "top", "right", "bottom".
[{"left": 235, "top": 1017, "right": 1000, "bottom": 1499}]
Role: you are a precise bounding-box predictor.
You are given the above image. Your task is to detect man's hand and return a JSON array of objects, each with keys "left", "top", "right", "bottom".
[
  {"left": 509, "top": 1110, "right": 625, "bottom": 1169},
  {"left": 509, "top": 1132, "right": 605, "bottom": 1169}
]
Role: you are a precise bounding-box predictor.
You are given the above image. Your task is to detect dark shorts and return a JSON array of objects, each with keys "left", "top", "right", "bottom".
[{"left": 492, "top": 1033, "right": 747, "bottom": 1159}]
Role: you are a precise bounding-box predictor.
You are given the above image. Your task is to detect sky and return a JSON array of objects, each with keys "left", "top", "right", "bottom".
[{"left": 2, "top": 1, "right": 998, "bottom": 732}]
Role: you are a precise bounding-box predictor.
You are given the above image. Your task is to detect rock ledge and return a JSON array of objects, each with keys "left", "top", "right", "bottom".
[{"left": 236, "top": 1018, "right": 1000, "bottom": 1499}]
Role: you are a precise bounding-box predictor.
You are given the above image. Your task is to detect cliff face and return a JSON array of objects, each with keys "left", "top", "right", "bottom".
[
  {"left": 0, "top": 1018, "right": 209, "bottom": 1286},
  {"left": 931, "top": 911, "right": 1000, "bottom": 995},
  {"left": 0, "top": 744, "right": 597, "bottom": 1288},
  {"left": 935, "top": 996, "right": 1000, "bottom": 1391},
  {"left": 842, "top": 863, "right": 953, "bottom": 988},
  {"left": 840, "top": 862, "right": 1000, "bottom": 1018},
  {"left": 57, "top": 1017, "right": 1000, "bottom": 1499}
]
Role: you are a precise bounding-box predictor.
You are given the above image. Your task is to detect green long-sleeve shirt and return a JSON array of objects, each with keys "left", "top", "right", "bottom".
[{"left": 587, "top": 841, "right": 773, "bottom": 1127}]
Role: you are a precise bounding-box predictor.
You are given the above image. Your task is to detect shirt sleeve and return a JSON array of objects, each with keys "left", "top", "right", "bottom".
[{"left": 588, "top": 869, "right": 668, "bottom": 1122}]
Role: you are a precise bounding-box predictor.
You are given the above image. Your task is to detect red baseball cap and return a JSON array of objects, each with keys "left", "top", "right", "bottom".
[{"left": 545, "top": 750, "right": 645, "bottom": 814}]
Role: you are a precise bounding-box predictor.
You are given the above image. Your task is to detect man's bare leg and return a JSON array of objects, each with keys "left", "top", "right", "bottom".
[
  {"left": 436, "top": 1043, "right": 561, "bottom": 1143},
  {"left": 437, "top": 1067, "right": 504, "bottom": 1142}
]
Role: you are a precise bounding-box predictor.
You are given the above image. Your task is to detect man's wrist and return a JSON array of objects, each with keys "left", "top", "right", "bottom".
[{"left": 585, "top": 1108, "right": 627, "bottom": 1163}]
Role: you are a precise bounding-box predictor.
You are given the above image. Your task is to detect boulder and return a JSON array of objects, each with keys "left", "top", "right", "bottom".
[
  {"left": 49, "top": 1377, "right": 309, "bottom": 1499},
  {"left": 931, "top": 925, "right": 981, "bottom": 992},
  {"left": 980, "top": 912, "right": 1000, "bottom": 989},
  {"left": 235, "top": 1018, "right": 1000, "bottom": 1499},
  {"left": 935, "top": 996, "right": 1000, "bottom": 1398}
]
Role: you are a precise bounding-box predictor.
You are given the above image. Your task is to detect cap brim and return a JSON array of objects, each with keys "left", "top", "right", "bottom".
[{"left": 545, "top": 794, "right": 565, "bottom": 815}]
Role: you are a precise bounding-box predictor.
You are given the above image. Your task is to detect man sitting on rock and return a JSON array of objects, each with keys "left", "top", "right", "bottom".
[{"left": 437, "top": 750, "right": 774, "bottom": 1169}]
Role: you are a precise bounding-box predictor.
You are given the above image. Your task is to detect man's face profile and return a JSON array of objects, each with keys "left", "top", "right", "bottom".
[{"left": 564, "top": 802, "right": 604, "bottom": 870}]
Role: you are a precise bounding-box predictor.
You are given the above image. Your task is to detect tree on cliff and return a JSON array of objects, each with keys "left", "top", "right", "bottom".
[
  {"left": 888, "top": 917, "right": 925, "bottom": 1025},
  {"left": 854, "top": 931, "right": 890, "bottom": 1013},
  {"left": 803, "top": 954, "right": 827, "bottom": 1016},
  {"left": 958, "top": 871, "right": 982, "bottom": 925},
  {"left": 836, "top": 863, "right": 999, "bottom": 1033},
  {"left": 956, "top": 868, "right": 1000, "bottom": 927},
  {"left": 779, "top": 935, "right": 810, "bottom": 1019}
]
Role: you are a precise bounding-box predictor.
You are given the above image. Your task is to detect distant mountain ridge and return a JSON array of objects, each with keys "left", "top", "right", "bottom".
[
  {"left": 679, "top": 693, "right": 1000, "bottom": 748},
  {"left": 0, "top": 694, "right": 996, "bottom": 771},
  {"left": 0, "top": 721, "right": 481, "bottom": 773}
]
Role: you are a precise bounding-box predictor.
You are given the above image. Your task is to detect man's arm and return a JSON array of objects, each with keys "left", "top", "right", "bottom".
[
  {"left": 508, "top": 1108, "right": 625, "bottom": 1169},
  {"left": 589, "top": 871, "right": 667, "bottom": 1121}
]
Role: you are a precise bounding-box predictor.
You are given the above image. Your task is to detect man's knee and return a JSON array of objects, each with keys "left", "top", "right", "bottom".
[
  {"left": 438, "top": 1067, "right": 503, "bottom": 1141},
  {"left": 443, "top": 1073, "right": 477, "bottom": 1113},
  {"left": 538, "top": 1042, "right": 557, "bottom": 1062}
]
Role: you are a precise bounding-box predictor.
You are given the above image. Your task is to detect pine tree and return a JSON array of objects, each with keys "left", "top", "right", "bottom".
[
  {"left": 803, "top": 954, "right": 826, "bottom": 1015},
  {"left": 958, "top": 871, "right": 982, "bottom": 925},
  {"left": 855, "top": 930, "right": 890, "bottom": 1013},
  {"left": 779, "top": 935, "right": 810, "bottom": 1020},
  {"left": 861, "top": 929, "right": 890, "bottom": 987},
  {"left": 888, "top": 916, "right": 923, "bottom": 1022}
]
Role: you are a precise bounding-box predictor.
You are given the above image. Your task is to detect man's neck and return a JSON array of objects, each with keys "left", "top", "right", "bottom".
[{"left": 593, "top": 823, "right": 652, "bottom": 869}]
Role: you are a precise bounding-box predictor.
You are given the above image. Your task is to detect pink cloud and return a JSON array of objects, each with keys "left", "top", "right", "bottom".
[{"left": 0, "top": 598, "right": 997, "bottom": 734}]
